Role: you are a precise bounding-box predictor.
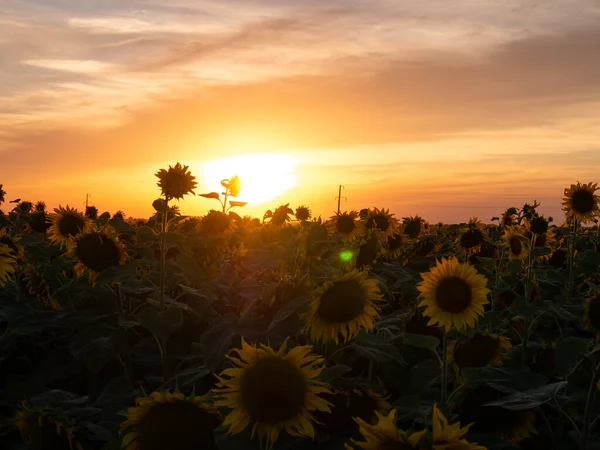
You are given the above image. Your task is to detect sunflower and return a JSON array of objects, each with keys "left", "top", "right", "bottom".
[
  {"left": 213, "top": 338, "right": 332, "bottom": 449},
  {"left": 0, "top": 183, "right": 5, "bottom": 205},
  {"left": 448, "top": 333, "right": 512, "bottom": 380},
  {"left": 155, "top": 162, "right": 197, "bottom": 201},
  {"left": 69, "top": 228, "right": 126, "bottom": 280},
  {"left": 330, "top": 211, "right": 361, "bottom": 239},
  {"left": 270, "top": 203, "right": 294, "bottom": 226},
  {"left": 0, "top": 244, "right": 17, "bottom": 287},
  {"left": 22, "top": 264, "right": 61, "bottom": 310},
  {"left": 345, "top": 409, "right": 426, "bottom": 450},
  {"left": 562, "top": 182, "right": 600, "bottom": 223},
  {"left": 313, "top": 388, "right": 388, "bottom": 442},
  {"left": 306, "top": 269, "right": 382, "bottom": 343},
  {"left": 417, "top": 257, "right": 490, "bottom": 332},
  {"left": 29, "top": 211, "right": 51, "bottom": 233},
  {"left": 222, "top": 175, "right": 242, "bottom": 197},
  {"left": 0, "top": 227, "right": 24, "bottom": 259},
  {"left": 356, "top": 230, "right": 381, "bottom": 269},
  {"left": 302, "top": 221, "right": 329, "bottom": 258},
  {"left": 365, "top": 207, "right": 398, "bottom": 237},
  {"left": 198, "top": 210, "right": 234, "bottom": 236},
  {"left": 548, "top": 248, "right": 568, "bottom": 269},
  {"left": 120, "top": 391, "right": 221, "bottom": 450},
  {"left": 457, "top": 218, "right": 486, "bottom": 250},
  {"left": 525, "top": 216, "right": 549, "bottom": 235},
  {"left": 457, "top": 385, "right": 538, "bottom": 443},
  {"left": 432, "top": 404, "right": 486, "bottom": 450},
  {"left": 48, "top": 205, "right": 92, "bottom": 248},
  {"left": 15, "top": 402, "right": 81, "bottom": 450},
  {"left": 584, "top": 290, "right": 600, "bottom": 339},
  {"left": 387, "top": 232, "right": 406, "bottom": 257},
  {"left": 403, "top": 216, "right": 424, "bottom": 239},
  {"left": 295, "top": 205, "right": 312, "bottom": 222},
  {"left": 503, "top": 226, "right": 528, "bottom": 260},
  {"left": 501, "top": 208, "right": 516, "bottom": 228}
]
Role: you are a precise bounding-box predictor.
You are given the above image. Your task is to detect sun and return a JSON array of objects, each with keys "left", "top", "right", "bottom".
[{"left": 202, "top": 153, "right": 297, "bottom": 205}]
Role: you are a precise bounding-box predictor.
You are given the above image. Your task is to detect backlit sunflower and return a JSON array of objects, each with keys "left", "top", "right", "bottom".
[
  {"left": 417, "top": 257, "right": 490, "bottom": 332},
  {"left": 0, "top": 183, "right": 5, "bottom": 205},
  {"left": 213, "top": 338, "right": 332, "bottom": 449},
  {"left": 365, "top": 207, "right": 398, "bottom": 237},
  {"left": 458, "top": 385, "right": 538, "bottom": 443},
  {"left": 387, "top": 232, "right": 406, "bottom": 257},
  {"left": 155, "top": 162, "right": 197, "bottom": 201},
  {"left": 198, "top": 210, "right": 234, "bottom": 236},
  {"left": 584, "top": 290, "right": 600, "bottom": 339},
  {"left": 295, "top": 205, "right": 312, "bottom": 222},
  {"left": 0, "top": 244, "right": 17, "bottom": 287},
  {"left": 345, "top": 409, "right": 426, "bottom": 450},
  {"left": 222, "top": 175, "right": 242, "bottom": 198},
  {"left": 403, "top": 216, "right": 424, "bottom": 239},
  {"left": 29, "top": 211, "right": 51, "bottom": 233},
  {"left": 457, "top": 218, "right": 486, "bottom": 250},
  {"left": 22, "top": 264, "right": 61, "bottom": 310},
  {"left": 432, "top": 404, "right": 486, "bottom": 450},
  {"left": 48, "top": 205, "right": 92, "bottom": 248},
  {"left": 120, "top": 391, "right": 221, "bottom": 450},
  {"left": 0, "top": 227, "right": 24, "bottom": 259},
  {"left": 15, "top": 402, "right": 81, "bottom": 450},
  {"left": 313, "top": 388, "right": 388, "bottom": 442},
  {"left": 306, "top": 269, "right": 382, "bottom": 343},
  {"left": 501, "top": 208, "right": 516, "bottom": 228},
  {"left": 503, "top": 226, "right": 528, "bottom": 260},
  {"left": 356, "top": 230, "right": 381, "bottom": 269},
  {"left": 69, "top": 228, "right": 126, "bottom": 280},
  {"left": 330, "top": 211, "right": 361, "bottom": 239},
  {"left": 525, "top": 216, "right": 549, "bottom": 235},
  {"left": 562, "top": 182, "right": 600, "bottom": 223},
  {"left": 448, "top": 333, "right": 512, "bottom": 380}
]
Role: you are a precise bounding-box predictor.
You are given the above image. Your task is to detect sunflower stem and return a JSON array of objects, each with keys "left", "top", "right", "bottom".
[
  {"left": 580, "top": 359, "right": 600, "bottom": 450},
  {"left": 159, "top": 197, "right": 169, "bottom": 310},
  {"left": 521, "top": 233, "right": 536, "bottom": 367},
  {"left": 440, "top": 329, "right": 449, "bottom": 411},
  {"left": 568, "top": 220, "right": 579, "bottom": 294}
]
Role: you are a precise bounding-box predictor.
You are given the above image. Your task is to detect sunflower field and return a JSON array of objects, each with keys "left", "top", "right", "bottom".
[{"left": 1, "top": 169, "right": 600, "bottom": 450}]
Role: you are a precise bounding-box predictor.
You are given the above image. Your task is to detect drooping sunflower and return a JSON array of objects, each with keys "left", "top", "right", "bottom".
[
  {"left": 21, "top": 264, "right": 61, "bottom": 310},
  {"left": 213, "top": 338, "right": 332, "bottom": 449},
  {"left": 501, "top": 208, "right": 517, "bottom": 228},
  {"left": 306, "top": 269, "right": 382, "bottom": 343},
  {"left": 15, "top": 402, "right": 81, "bottom": 450},
  {"left": 69, "top": 228, "right": 126, "bottom": 280},
  {"left": 457, "top": 385, "right": 538, "bottom": 443},
  {"left": 48, "top": 205, "right": 92, "bottom": 248},
  {"left": 503, "top": 226, "right": 528, "bottom": 260},
  {"left": 155, "top": 162, "right": 197, "bottom": 201},
  {"left": 387, "top": 232, "right": 406, "bottom": 258},
  {"left": 0, "top": 244, "right": 17, "bottom": 287},
  {"left": 0, "top": 183, "right": 5, "bottom": 205},
  {"left": 330, "top": 211, "right": 362, "bottom": 239},
  {"left": 0, "top": 227, "right": 24, "bottom": 259},
  {"left": 448, "top": 333, "right": 512, "bottom": 379},
  {"left": 584, "top": 290, "right": 600, "bottom": 339},
  {"left": 345, "top": 409, "right": 426, "bottom": 450},
  {"left": 457, "top": 218, "right": 486, "bottom": 251},
  {"left": 403, "top": 216, "right": 424, "bottom": 239},
  {"left": 562, "top": 182, "right": 600, "bottom": 223},
  {"left": 365, "top": 207, "right": 398, "bottom": 237},
  {"left": 417, "top": 257, "right": 490, "bottom": 332},
  {"left": 431, "top": 403, "right": 486, "bottom": 450},
  {"left": 295, "top": 205, "right": 312, "bottom": 222},
  {"left": 525, "top": 216, "right": 549, "bottom": 235},
  {"left": 120, "top": 391, "right": 221, "bottom": 450},
  {"left": 313, "top": 388, "right": 388, "bottom": 442},
  {"left": 356, "top": 230, "right": 381, "bottom": 269}
]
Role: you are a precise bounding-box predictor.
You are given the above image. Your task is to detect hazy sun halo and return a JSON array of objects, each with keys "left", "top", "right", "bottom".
[{"left": 202, "top": 153, "right": 297, "bottom": 205}]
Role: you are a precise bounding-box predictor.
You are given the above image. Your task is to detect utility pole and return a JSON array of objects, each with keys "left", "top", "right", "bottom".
[
  {"left": 85, "top": 194, "right": 89, "bottom": 208},
  {"left": 335, "top": 185, "right": 346, "bottom": 214}
]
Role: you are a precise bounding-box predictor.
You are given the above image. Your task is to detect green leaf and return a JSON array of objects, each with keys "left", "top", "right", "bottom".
[
  {"left": 477, "top": 310, "right": 505, "bottom": 329},
  {"left": 164, "top": 231, "right": 185, "bottom": 248},
  {"left": 506, "top": 259, "right": 524, "bottom": 274},
  {"left": 555, "top": 337, "right": 590, "bottom": 375},
  {"left": 94, "top": 263, "right": 138, "bottom": 285},
  {"left": 137, "top": 305, "right": 183, "bottom": 342},
  {"left": 267, "top": 295, "right": 308, "bottom": 332},
  {"left": 402, "top": 359, "right": 440, "bottom": 395},
  {"left": 486, "top": 381, "right": 567, "bottom": 410},
  {"left": 320, "top": 365, "right": 352, "bottom": 382},
  {"left": 462, "top": 367, "right": 513, "bottom": 387},
  {"left": 351, "top": 331, "right": 404, "bottom": 363},
  {"left": 137, "top": 226, "right": 158, "bottom": 243},
  {"left": 399, "top": 333, "right": 440, "bottom": 353},
  {"left": 229, "top": 201, "right": 247, "bottom": 208},
  {"left": 200, "top": 192, "right": 220, "bottom": 200},
  {"left": 68, "top": 329, "right": 119, "bottom": 374}
]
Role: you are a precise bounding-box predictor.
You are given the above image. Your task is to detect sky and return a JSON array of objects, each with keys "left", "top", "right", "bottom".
[{"left": 1, "top": 0, "right": 600, "bottom": 223}]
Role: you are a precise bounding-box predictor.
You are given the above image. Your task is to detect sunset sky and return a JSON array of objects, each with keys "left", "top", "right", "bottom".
[{"left": 2, "top": 0, "right": 600, "bottom": 223}]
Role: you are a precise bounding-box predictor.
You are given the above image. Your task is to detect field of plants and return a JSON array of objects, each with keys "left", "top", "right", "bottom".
[{"left": 1, "top": 165, "right": 600, "bottom": 450}]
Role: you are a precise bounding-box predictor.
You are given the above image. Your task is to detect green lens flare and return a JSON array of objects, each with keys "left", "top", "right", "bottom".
[{"left": 340, "top": 250, "right": 353, "bottom": 262}]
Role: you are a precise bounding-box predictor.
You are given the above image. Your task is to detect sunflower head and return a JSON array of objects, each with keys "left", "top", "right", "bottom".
[
  {"left": 307, "top": 269, "right": 382, "bottom": 343},
  {"left": 562, "top": 182, "right": 600, "bottom": 223},
  {"left": 155, "top": 162, "right": 197, "bottom": 201},
  {"left": 213, "top": 338, "right": 332, "bottom": 449},
  {"left": 29, "top": 211, "right": 51, "bottom": 233},
  {"left": 356, "top": 231, "right": 380, "bottom": 269},
  {"left": 18, "top": 201, "right": 33, "bottom": 213},
  {"left": 417, "top": 257, "right": 490, "bottom": 332},
  {"left": 34, "top": 201, "right": 46, "bottom": 213},
  {"left": 387, "top": 232, "right": 406, "bottom": 256},
  {"left": 270, "top": 203, "right": 294, "bottom": 226},
  {"left": 21, "top": 264, "right": 61, "bottom": 310},
  {"left": 0, "top": 227, "right": 24, "bottom": 259},
  {"left": 330, "top": 211, "right": 361, "bottom": 239},
  {"left": 70, "top": 229, "right": 125, "bottom": 278},
  {"left": 501, "top": 209, "right": 516, "bottom": 228},
  {"left": 365, "top": 207, "right": 397, "bottom": 237},
  {"left": 295, "top": 205, "right": 312, "bottom": 222},
  {"left": 221, "top": 175, "right": 242, "bottom": 197},
  {"left": 503, "top": 226, "right": 528, "bottom": 260},
  {"left": 198, "top": 210, "right": 234, "bottom": 236},
  {"left": 458, "top": 218, "right": 486, "bottom": 250},
  {"left": 120, "top": 391, "right": 221, "bottom": 450},
  {"left": 346, "top": 409, "right": 427, "bottom": 450},
  {"left": 415, "top": 237, "right": 437, "bottom": 257},
  {"left": 527, "top": 216, "right": 549, "bottom": 235},
  {"left": 432, "top": 403, "right": 487, "bottom": 449},
  {"left": 48, "top": 206, "right": 92, "bottom": 248},
  {"left": 584, "top": 290, "right": 600, "bottom": 339},
  {"left": 0, "top": 184, "right": 5, "bottom": 205},
  {"left": 549, "top": 248, "right": 568, "bottom": 269},
  {"left": 0, "top": 244, "right": 17, "bottom": 287},
  {"left": 313, "top": 388, "right": 388, "bottom": 441},
  {"left": 15, "top": 402, "right": 78, "bottom": 450},
  {"left": 303, "top": 221, "right": 329, "bottom": 257},
  {"left": 448, "top": 333, "right": 512, "bottom": 375},
  {"left": 403, "top": 216, "right": 423, "bottom": 239},
  {"left": 85, "top": 206, "right": 98, "bottom": 219}
]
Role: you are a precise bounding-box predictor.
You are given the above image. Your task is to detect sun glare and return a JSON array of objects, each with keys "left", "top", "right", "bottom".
[{"left": 202, "top": 153, "right": 297, "bottom": 205}]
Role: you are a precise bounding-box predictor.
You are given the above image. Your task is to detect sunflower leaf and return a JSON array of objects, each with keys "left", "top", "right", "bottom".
[
  {"left": 137, "top": 305, "right": 183, "bottom": 342},
  {"left": 200, "top": 192, "right": 221, "bottom": 200},
  {"left": 555, "top": 337, "right": 590, "bottom": 375},
  {"left": 485, "top": 381, "right": 568, "bottom": 410},
  {"left": 398, "top": 333, "right": 440, "bottom": 353},
  {"left": 229, "top": 201, "right": 247, "bottom": 208}
]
